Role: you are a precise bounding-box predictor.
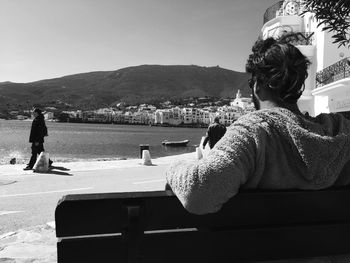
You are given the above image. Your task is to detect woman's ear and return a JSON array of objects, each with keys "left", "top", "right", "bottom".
[{"left": 254, "top": 81, "right": 271, "bottom": 101}]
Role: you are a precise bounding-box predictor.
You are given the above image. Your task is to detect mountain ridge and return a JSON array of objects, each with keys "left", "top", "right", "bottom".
[{"left": 0, "top": 64, "right": 250, "bottom": 110}]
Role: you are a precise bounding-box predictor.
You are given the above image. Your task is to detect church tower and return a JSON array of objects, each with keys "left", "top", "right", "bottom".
[{"left": 236, "top": 89, "right": 242, "bottom": 99}]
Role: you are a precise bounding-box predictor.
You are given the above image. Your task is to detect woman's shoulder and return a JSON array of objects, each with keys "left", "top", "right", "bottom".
[{"left": 236, "top": 108, "right": 299, "bottom": 123}]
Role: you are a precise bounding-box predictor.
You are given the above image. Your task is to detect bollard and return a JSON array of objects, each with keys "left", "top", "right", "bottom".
[
  {"left": 33, "top": 152, "right": 50, "bottom": 173},
  {"left": 139, "top": 144, "right": 150, "bottom": 159},
  {"left": 142, "top": 150, "right": 152, "bottom": 165}
]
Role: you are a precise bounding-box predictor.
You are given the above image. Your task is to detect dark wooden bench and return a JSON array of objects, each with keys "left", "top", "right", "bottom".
[{"left": 55, "top": 187, "right": 350, "bottom": 263}]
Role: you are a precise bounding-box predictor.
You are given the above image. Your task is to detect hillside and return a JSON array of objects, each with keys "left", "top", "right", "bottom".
[{"left": 0, "top": 65, "right": 250, "bottom": 110}]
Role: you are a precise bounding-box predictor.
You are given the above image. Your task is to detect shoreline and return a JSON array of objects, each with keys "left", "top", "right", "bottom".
[
  {"left": 0, "top": 120, "right": 206, "bottom": 166},
  {"left": 1, "top": 118, "right": 211, "bottom": 128}
]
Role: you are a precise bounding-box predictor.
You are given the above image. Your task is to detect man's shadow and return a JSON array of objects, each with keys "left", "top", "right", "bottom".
[{"left": 47, "top": 165, "right": 72, "bottom": 176}]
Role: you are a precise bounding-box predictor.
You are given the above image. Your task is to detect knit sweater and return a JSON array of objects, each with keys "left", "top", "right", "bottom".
[{"left": 166, "top": 107, "right": 350, "bottom": 215}]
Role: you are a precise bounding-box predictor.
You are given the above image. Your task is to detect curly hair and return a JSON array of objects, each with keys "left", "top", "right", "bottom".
[{"left": 246, "top": 34, "right": 311, "bottom": 103}]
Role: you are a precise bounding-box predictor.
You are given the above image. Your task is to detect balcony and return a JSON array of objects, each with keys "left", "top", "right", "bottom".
[
  {"left": 316, "top": 57, "right": 350, "bottom": 88},
  {"left": 263, "top": 1, "right": 284, "bottom": 25},
  {"left": 281, "top": 32, "right": 315, "bottom": 45}
]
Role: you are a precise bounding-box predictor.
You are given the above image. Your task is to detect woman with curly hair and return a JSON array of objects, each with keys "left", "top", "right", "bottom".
[
  {"left": 246, "top": 35, "right": 311, "bottom": 111},
  {"left": 166, "top": 34, "right": 350, "bottom": 215}
]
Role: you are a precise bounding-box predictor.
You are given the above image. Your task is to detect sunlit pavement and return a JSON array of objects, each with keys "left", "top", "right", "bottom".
[{"left": 0, "top": 152, "right": 197, "bottom": 262}]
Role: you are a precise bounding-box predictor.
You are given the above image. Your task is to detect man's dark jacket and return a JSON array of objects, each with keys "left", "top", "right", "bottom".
[
  {"left": 203, "top": 122, "right": 227, "bottom": 149},
  {"left": 29, "top": 114, "right": 48, "bottom": 143}
]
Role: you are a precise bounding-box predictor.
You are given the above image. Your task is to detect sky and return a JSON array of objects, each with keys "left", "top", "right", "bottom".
[{"left": 0, "top": 0, "right": 278, "bottom": 83}]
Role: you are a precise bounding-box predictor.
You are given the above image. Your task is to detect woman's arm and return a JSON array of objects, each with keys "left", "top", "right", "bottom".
[{"left": 166, "top": 123, "right": 260, "bottom": 214}]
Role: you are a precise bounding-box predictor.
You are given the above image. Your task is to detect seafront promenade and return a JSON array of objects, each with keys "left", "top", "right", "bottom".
[{"left": 0, "top": 152, "right": 199, "bottom": 262}]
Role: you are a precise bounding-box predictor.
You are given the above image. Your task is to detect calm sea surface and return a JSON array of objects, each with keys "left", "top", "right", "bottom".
[{"left": 0, "top": 120, "right": 206, "bottom": 165}]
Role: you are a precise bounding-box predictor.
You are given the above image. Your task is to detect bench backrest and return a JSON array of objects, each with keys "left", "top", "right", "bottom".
[{"left": 55, "top": 187, "right": 350, "bottom": 263}]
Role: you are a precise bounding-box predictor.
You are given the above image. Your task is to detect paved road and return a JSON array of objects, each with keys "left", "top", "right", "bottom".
[{"left": 0, "top": 162, "right": 170, "bottom": 235}]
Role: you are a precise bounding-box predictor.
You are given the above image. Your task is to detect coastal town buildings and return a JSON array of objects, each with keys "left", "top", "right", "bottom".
[
  {"left": 46, "top": 90, "right": 253, "bottom": 127},
  {"left": 8, "top": 87, "right": 253, "bottom": 125},
  {"left": 262, "top": 0, "right": 350, "bottom": 116}
]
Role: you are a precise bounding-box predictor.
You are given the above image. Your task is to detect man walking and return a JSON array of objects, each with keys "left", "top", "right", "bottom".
[
  {"left": 23, "top": 108, "right": 52, "bottom": 170},
  {"left": 202, "top": 116, "right": 226, "bottom": 149}
]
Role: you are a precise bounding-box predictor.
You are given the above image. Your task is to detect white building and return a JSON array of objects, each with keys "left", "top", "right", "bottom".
[
  {"left": 112, "top": 111, "right": 124, "bottom": 123},
  {"left": 155, "top": 108, "right": 183, "bottom": 125},
  {"left": 154, "top": 109, "right": 171, "bottom": 125},
  {"left": 132, "top": 112, "right": 143, "bottom": 124},
  {"left": 124, "top": 112, "right": 133, "bottom": 124},
  {"left": 182, "top": 108, "right": 194, "bottom": 124},
  {"left": 261, "top": 0, "right": 350, "bottom": 116},
  {"left": 216, "top": 106, "right": 242, "bottom": 126},
  {"left": 148, "top": 112, "right": 155, "bottom": 125},
  {"left": 199, "top": 109, "right": 211, "bottom": 125},
  {"left": 230, "top": 89, "right": 252, "bottom": 110},
  {"left": 44, "top": 112, "right": 54, "bottom": 120},
  {"left": 169, "top": 107, "right": 183, "bottom": 126}
]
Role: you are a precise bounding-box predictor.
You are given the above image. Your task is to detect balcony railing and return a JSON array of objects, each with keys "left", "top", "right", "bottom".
[
  {"left": 263, "top": 1, "right": 284, "bottom": 25},
  {"left": 316, "top": 57, "right": 350, "bottom": 88},
  {"left": 281, "top": 32, "right": 315, "bottom": 45}
]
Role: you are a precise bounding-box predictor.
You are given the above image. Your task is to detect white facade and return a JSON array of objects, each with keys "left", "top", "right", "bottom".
[
  {"left": 182, "top": 108, "right": 194, "bottom": 124},
  {"left": 200, "top": 109, "right": 211, "bottom": 125},
  {"left": 216, "top": 106, "right": 243, "bottom": 126},
  {"left": 169, "top": 107, "right": 183, "bottom": 126},
  {"left": 155, "top": 108, "right": 184, "bottom": 125},
  {"left": 132, "top": 112, "right": 143, "bottom": 124},
  {"left": 44, "top": 112, "right": 54, "bottom": 120},
  {"left": 261, "top": 0, "right": 350, "bottom": 116},
  {"left": 230, "top": 90, "right": 252, "bottom": 109},
  {"left": 124, "top": 112, "right": 132, "bottom": 123},
  {"left": 155, "top": 109, "right": 172, "bottom": 125}
]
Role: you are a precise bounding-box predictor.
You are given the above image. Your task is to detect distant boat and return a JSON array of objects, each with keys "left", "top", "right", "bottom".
[{"left": 162, "top": 139, "right": 189, "bottom": 147}]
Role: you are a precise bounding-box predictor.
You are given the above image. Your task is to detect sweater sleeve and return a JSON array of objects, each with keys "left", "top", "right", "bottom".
[{"left": 166, "top": 122, "right": 259, "bottom": 215}]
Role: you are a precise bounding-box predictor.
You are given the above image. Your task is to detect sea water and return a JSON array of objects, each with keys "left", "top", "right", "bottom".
[{"left": 0, "top": 120, "right": 206, "bottom": 165}]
